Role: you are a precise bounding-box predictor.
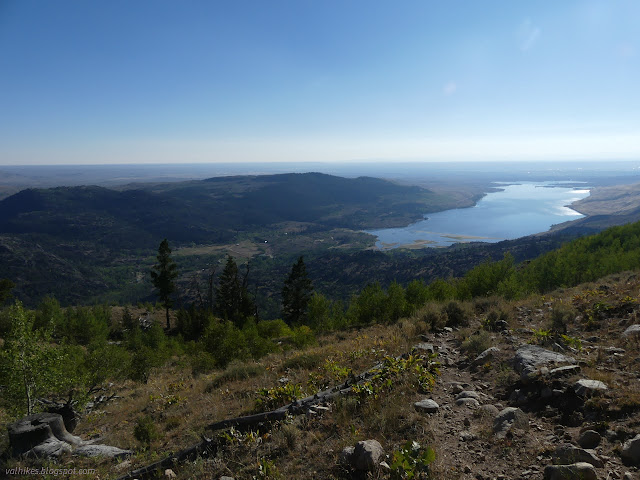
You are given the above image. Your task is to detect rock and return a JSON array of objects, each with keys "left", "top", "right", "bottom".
[
  {"left": 8, "top": 413, "right": 83, "bottom": 457},
  {"left": 473, "top": 347, "right": 500, "bottom": 365},
  {"left": 351, "top": 439, "right": 385, "bottom": 471},
  {"left": 574, "top": 379, "right": 608, "bottom": 397},
  {"left": 549, "top": 365, "right": 581, "bottom": 378},
  {"left": 622, "top": 324, "right": 640, "bottom": 338},
  {"left": 493, "top": 407, "right": 528, "bottom": 438},
  {"left": 514, "top": 345, "right": 575, "bottom": 380},
  {"left": 74, "top": 444, "right": 133, "bottom": 458},
  {"left": 544, "top": 463, "right": 597, "bottom": 480},
  {"left": 553, "top": 443, "right": 604, "bottom": 468},
  {"left": 494, "top": 320, "right": 509, "bottom": 331},
  {"left": 220, "top": 477, "right": 235, "bottom": 480},
  {"left": 413, "top": 343, "right": 435, "bottom": 354},
  {"left": 456, "top": 398, "right": 479, "bottom": 408},
  {"left": 578, "top": 430, "right": 601, "bottom": 449},
  {"left": 476, "top": 404, "right": 500, "bottom": 418},
  {"left": 165, "top": 469, "right": 177, "bottom": 478},
  {"left": 623, "top": 473, "right": 635, "bottom": 480},
  {"left": 414, "top": 399, "right": 439, "bottom": 414},
  {"left": 456, "top": 390, "right": 481, "bottom": 400},
  {"left": 339, "top": 446, "right": 355, "bottom": 466},
  {"left": 621, "top": 434, "right": 640, "bottom": 466}
]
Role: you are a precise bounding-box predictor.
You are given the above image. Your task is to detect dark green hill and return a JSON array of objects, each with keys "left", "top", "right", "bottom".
[{"left": 0, "top": 173, "right": 461, "bottom": 305}]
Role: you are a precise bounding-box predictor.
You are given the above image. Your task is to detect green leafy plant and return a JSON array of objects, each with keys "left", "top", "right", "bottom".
[
  {"left": 133, "top": 415, "right": 160, "bottom": 447},
  {"left": 254, "top": 383, "right": 304, "bottom": 412},
  {"left": 390, "top": 440, "right": 435, "bottom": 479}
]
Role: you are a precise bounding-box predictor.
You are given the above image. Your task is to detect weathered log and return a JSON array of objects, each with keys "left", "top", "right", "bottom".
[
  {"left": 8, "top": 413, "right": 83, "bottom": 458},
  {"left": 117, "top": 356, "right": 399, "bottom": 479}
]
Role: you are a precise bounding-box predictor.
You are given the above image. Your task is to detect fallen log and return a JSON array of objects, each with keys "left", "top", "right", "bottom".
[{"left": 117, "top": 358, "right": 395, "bottom": 479}]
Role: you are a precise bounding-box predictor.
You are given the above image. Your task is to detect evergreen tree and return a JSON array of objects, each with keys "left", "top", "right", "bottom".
[
  {"left": 0, "top": 278, "right": 15, "bottom": 306},
  {"left": 281, "top": 256, "right": 313, "bottom": 325},
  {"left": 150, "top": 239, "right": 178, "bottom": 329},
  {"left": 215, "top": 256, "right": 255, "bottom": 327},
  {"left": 216, "top": 255, "right": 241, "bottom": 324}
]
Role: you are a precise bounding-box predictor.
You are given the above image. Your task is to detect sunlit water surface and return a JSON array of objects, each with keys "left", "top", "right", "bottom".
[{"left": 366, "top": 182, "right": 590, "bottom": 249}]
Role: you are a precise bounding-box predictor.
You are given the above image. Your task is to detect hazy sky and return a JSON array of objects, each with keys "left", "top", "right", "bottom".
[{"left": 1, "top": 0, "right": 639, "bottom": 165}]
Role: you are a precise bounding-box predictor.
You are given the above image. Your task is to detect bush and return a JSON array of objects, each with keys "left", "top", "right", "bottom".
[
  {"left": 282, "top": 352, "right": 324, "bottom": 371},
  {"left": 133, "top": 415, "right": 160, "bottom": 447},
  {"left": 256, "top": 319, "right": 293, "bottom": 339},
  {"left": 207, "top": 361, "right": 266, "bottom": 390},
  {"left": 290, "top": 325, "right": 316, "bottom": 348},
  {"left": 443, "top": 301, "right": 468, "bottom": 327},
  {"left": 462, "top": 330, "right": 492, "bottom": 358}
]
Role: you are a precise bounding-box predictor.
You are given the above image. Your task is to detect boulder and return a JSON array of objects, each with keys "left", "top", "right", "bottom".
[
  {"left": 621, "top": 433, "right": 640, "bottom": 466},
  {"left": 493, "top": 407, "right": 528, "bottom": 438},
  {"left": 622, "top": 324, "right": 640, "bottom": 338},
  {"left": 573, "top": 379, "right": 608, "bottom": 397},
  {"left": 456, "top": 398, "right": 479, "bottom": 408},
  {"left": 543, "top": 463, "right": 597, "bottom": 480},
  {"left": 351, "top": 439, "right": 385, "bottom": 471},
  {"left": 578, "top": 430, "right": 601, "bottom": 449},
  {"left": 513, "top": 345, "right": 575, "bottom": 380},
  {"left": 412, "top": 343, "right": 436, "bottom": 355},
  {"left": 455, "top": 391, "right": 481, "bottom": 401},
  {"left": 473, "top": 347, "right": 500, "bottom": 365},
  {"left": 414, "top": 399, "right": 439, "bottom": 414},
  {"left": 553, "top": 443, "right": 603, "bottom": 468}
]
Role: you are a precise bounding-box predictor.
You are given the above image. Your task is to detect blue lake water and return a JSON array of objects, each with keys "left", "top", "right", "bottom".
[{"left": 366, "top": 182, "right": 590, "bottom": 249}]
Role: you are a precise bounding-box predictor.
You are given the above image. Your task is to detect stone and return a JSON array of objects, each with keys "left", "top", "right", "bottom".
[
  {"left": 553, "top": 443, "right": 604, "bottom": 468},
  {"left": 413, "top": 343, "right": 436, "bottom": 354},
  {"left": 473, "top": 347, "right": 500, "bottom": 365},
  {"left": 574, "top": 379, "right": 608, "bottom": 397},
  {"left": 476, "top": 404, "right": 499, "bottom": 418},
  {"left": 455, "top": 390, "right": 481, "bottom": 400},
  {"left": 220, "top": 477, "right": 236, "bottom": 480},
  {"left": 622, "top": 324, "right": 640, "bottom": 338},
  {"left": 621, "top": 434, "right": 640, "bottom": 466},
  {"left": 164, "top": 469, "right": 177, "bottom": 478},
  {"left": 414, "top": 399, "right": 439, "bottom": 414},
  {"left": 549, "top": 365, "right": 581, "bottom": 378},
  {"left": 544, "top": 463, "right": 597, "bottom": 480},
  {"left": 456, "top": 398, "right": 479, "bottom": 408},
  {"left": 351, "top": 439, "right": 385, "bottom": 471},
  {"left": 514, "top": 345, "right": 575, "bottom": 380},
  {"left": 493, "top": 407, "right": 528, "bottom": 438},
  {"left": 74, "top": 444, "right": 133, "bottom": 458},
  {"left": 339, "top": 446, "right": 355, "bottom": 466},
  {"left": 578, "top": 430, "right": 601, "bottom": 449}
]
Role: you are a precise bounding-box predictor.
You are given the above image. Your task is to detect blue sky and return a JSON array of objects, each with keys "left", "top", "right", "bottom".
[{"left": 0, "top": 0, "right": 638, "bottom": 165}]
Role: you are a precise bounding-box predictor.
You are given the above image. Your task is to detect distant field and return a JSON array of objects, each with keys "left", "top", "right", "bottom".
[{"left": 174, "top": 241, "right": 262, "bottom": 260}]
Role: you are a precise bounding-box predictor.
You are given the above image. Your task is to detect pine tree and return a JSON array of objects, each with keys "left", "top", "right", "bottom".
[
  {"left": 281, "top": 256, "right": 313, "bottom": 325},
  {"left": 215, "top": 256, "right": 255, "bottom": 327},
  {"left": 150, "top": 239, "right": 178, "bottom": 330},
  {"left": 216, "top": 256, "right": 241, "bottom": 324}
]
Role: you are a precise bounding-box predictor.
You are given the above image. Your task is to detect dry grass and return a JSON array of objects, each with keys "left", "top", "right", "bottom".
[{"left": 6, "top": 270, "right": 640, "bottom": 479}]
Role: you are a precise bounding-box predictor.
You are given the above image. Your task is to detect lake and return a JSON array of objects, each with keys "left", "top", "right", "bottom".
[{"left": 366, "top": 181, "right": 591, "bottom": 249}]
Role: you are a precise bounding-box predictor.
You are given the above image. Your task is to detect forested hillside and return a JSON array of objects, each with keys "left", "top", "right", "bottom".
[
  {"left": 3, "top": 215, "right": 640, "bottom": 479},
  {"left": 0, "top": 173, "right": 478, "bottom": 306}
]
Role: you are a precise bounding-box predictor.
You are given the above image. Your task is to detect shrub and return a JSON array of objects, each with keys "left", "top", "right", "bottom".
[
  {"left": 281, "top": 352, "right": 324, "bottom": 371},
  {"left": 443, "top": 301, "right": 468, "bottom": 327},
  {"left": 133, "top": 415, "right": 160, "bottom": 447},
  {"left": 461, "top": 330, "right": 492, "bottom": 357},
  {"left": 290, "top": 325, "right": 316, "bottom": 348},
  {"left": 208, "top": 361, "right": 266, "bottom": 389}
]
